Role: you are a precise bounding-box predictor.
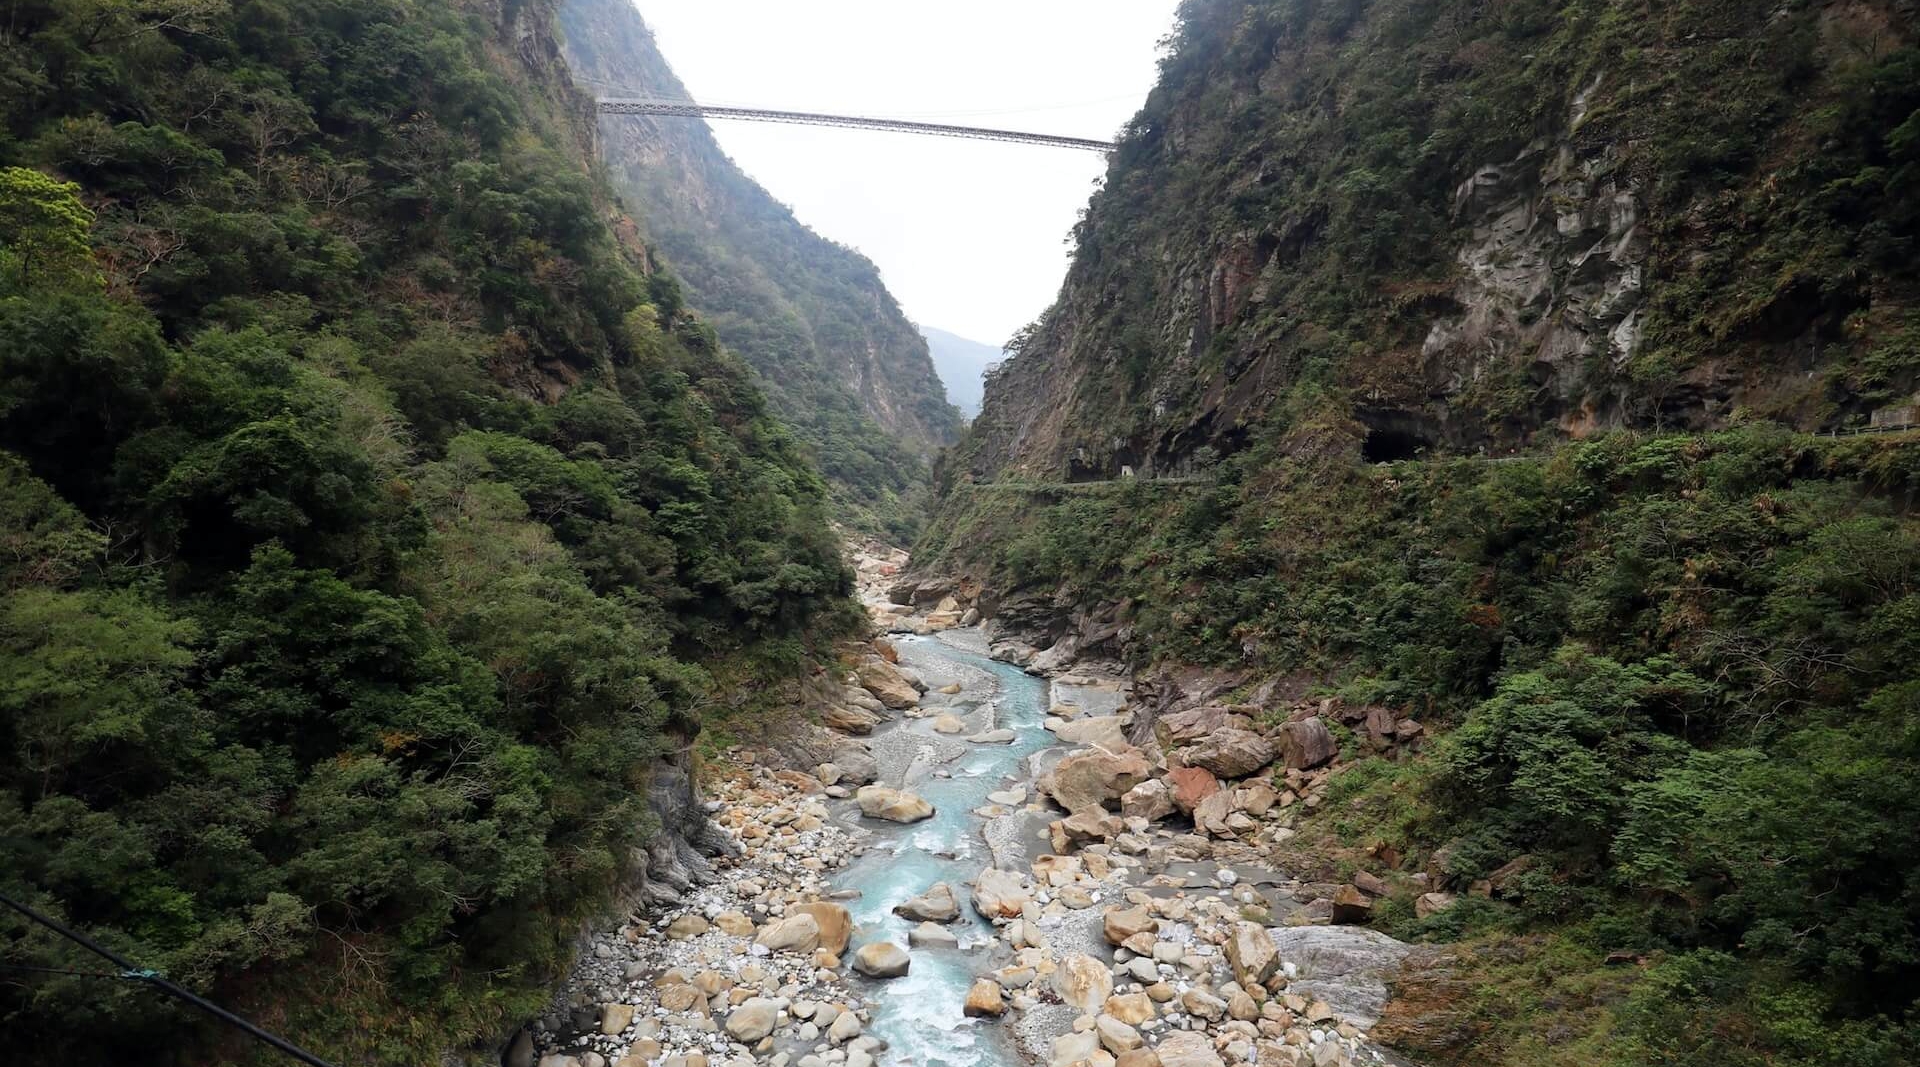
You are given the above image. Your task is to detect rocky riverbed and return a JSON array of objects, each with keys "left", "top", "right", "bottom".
[{"left": 519, "top": 542, "right": 1420, "bottom": 1067}]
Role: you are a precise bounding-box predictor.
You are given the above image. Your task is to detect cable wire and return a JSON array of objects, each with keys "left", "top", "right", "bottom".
[{"left": 0, "top": 892, "right": 340, "bottom": 1067}]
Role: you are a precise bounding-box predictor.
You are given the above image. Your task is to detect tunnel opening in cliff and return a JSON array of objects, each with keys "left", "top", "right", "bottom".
[
  {"left": 1361, "top": 428, "right": 1426, "bottom": 463},
  {"left": 1358, "top": 407, "right": 1442, "bottom": 464}
]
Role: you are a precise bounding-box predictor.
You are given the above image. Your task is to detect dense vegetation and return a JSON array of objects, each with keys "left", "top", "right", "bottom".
[
  {"left": 921, "top": 421, "right": 1920, "bottom": 1066},
  {"left": 930, "top": 4, "right": 1920, "bottom": 1060},
  {"left": 951, "top": 0, "right": 1920, "bottom": 481},
  {"left": 0, "top": 0, "right": 852, "bottom": 1062},
  {"left": 557, "top": 0, "right": 961, "bottom": 542}
]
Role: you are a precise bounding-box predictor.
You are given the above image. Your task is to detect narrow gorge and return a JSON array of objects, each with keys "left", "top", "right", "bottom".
[
  {"left": 518, "top": 548, "right": 1407, "bottom": 1067},
  {"left": 3, "top": 1, "right": 1916, "bottom": 1066}
]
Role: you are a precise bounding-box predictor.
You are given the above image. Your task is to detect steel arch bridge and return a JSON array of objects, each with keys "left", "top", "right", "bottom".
[{"left": 594, "top": 99, "right": 1114, "bottom": 152}]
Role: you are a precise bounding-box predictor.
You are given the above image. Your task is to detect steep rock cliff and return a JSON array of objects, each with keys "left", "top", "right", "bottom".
[
  {"left": 557, "top": 0, "right": 962, "bottom": 536},
  {"left": 953, "top": 0, "right": 1919, "bottom": 482}
]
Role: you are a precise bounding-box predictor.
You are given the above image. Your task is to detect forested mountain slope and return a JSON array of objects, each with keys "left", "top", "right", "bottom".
[
  {"left": 556, "top": 0, "right": 962, "bottom": 540},
  {"left": 952, "top": 0, "right": 1919, "bottom": 482},
  {"left": 0, "top": 0, "right": 853, "bottom": 1061},
  {"left": 921, "top": 2, "right": 1920, "bottom": 1066}
]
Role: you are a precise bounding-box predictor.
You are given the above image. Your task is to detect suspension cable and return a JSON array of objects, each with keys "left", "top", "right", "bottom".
[{"left": 0, "top": 891, "right": 340, "bottom": 1067}]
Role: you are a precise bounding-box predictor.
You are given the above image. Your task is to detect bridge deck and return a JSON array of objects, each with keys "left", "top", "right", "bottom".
[{"left": 595, "top": 99, "right": 1114, "bottom": 152}]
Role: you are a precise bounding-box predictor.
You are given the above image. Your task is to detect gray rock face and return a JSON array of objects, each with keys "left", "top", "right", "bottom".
[
  {"left": 1272, "top": 926, "right": 1412, "bottom": 1029},
  {"left": 1420, "top": 133, "right": 1649, "bottom": 424},
  {"left": 631, "top": 745, "right": 738, "bottom": 909}
]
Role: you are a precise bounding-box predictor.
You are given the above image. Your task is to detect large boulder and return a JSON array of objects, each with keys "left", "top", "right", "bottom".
[
  {"left": 724, "top": 998, "right": 779, "bottom": 1043},
  {"left": 1102, "top": 906, "right": 1157, "bottom": 946},
  {"left": 851, "top": 941, "right": 911, "bottom": 978},
  {"left": 972, "top": 867, "right": 1032, "bottom": 919},
  {"left": 1043, "top": 746, "right": 1153, "bottom": 813},
  {"left": 908, "top": 921, "right": 958, "bottom": 948},
  {"left": 1330, "top": 884, "right": 1374, "bottom": 925},
  {"left": 964, "top": 978, "right": 1006, "bottom": 1018},
  {"left": 1050, "top": 715, "right": 1130, "bottom": 750},
  {"left": 1363, "top": 705, "right": 1399, "bottom": 749},
  {"left": 1049, "top": 809, "right": 1121, "bottom": 853},
  {"left": 1051, "top": 953, "right": 1114, "bottom": 1014},
  {"left": 600, "top": 1003, "right": 634, "bottom": 1035},
  {"left": 1236, "top": 781, "right": 1280, "bottom": 816},
  {"left": 821, "top": 705, "right": 881, "bottom": 735},
  {"left": 856, "top": 657, "right": 921, "bottom": 710},
  {"left": 1270, "top": 926, "right": 1412, "bottom": 1029},
  {"left": 1193, "top": 789, "right": 1237, "bottom": 837},
  {"left": 1029, "top": 637, "right": 1081, "bottom": 675},
  {"left": 856, "top": 785, "right": 934, "bottom": 823},
  {"left": 844, "top": 686, "right": 886, "bottom": 713},
  {"left": 1105, "top": 992, "right": 1155, "bottom": 1026},
  {"left": 1096, "top": 1014, "right": 1143, "bottom": 1055},
  {"left": 790, "top": 901, "right": 852, "bottom": 955},
  {"left": 1415, "top": 891, "right": 1457, "bottom": 918},
  {"left": 1154, "top": 1031, "right": 1225, "bottom": 1067},
  {"left": 1165, "top": 766, "right": 1221, "bottom": 814},
  {"left": 828, "top": 1010, "right": 863, "bottom": 1044},
  {"left": 831, "top": 743, "right": 879, "bottom": 785},
  {"left": 1181, "top": 728, "right": 1277, "bottom": 779},
  {"left": 894, "top": 882, "right": 961, "bottom": 923},
  {"left": 1120, "top": 778, "right": 1175, "bottom": 822},
  {"left": 1050, "top": 1030, "right": 1101, "bottom": 1067},
  {"left": 753, "top": 913, "right": 820, "bottom": 954},
  {"left": 1278, "top": 717, "right": 1338, "bottom": 770},
  {"left": 1159, "top": 704, "right": 1253, "bottom": 744},
  {"left": 665, "top": 913, "right": 709, "bottom": 939},
  {"left": 1224, "top": 922, "right": 1279, "bottom": 986}
]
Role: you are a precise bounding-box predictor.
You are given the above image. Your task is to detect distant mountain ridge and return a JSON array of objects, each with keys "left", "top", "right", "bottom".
[
  {"left": 557, "top": 0, "right": 962, "bottom": 537},
  {"left": 918, "top": 325, "right": 1006, "bottom": 419}
]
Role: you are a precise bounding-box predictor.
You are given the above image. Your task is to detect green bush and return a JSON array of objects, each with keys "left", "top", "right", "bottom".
[{"left": 919, "top": 424, "right": 1920, "bottom": 1055}]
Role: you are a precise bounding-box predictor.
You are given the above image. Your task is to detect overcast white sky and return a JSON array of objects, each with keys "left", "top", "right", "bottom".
[{"left": 634, "top": 0, "right": 1178, "bottom": 347}]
